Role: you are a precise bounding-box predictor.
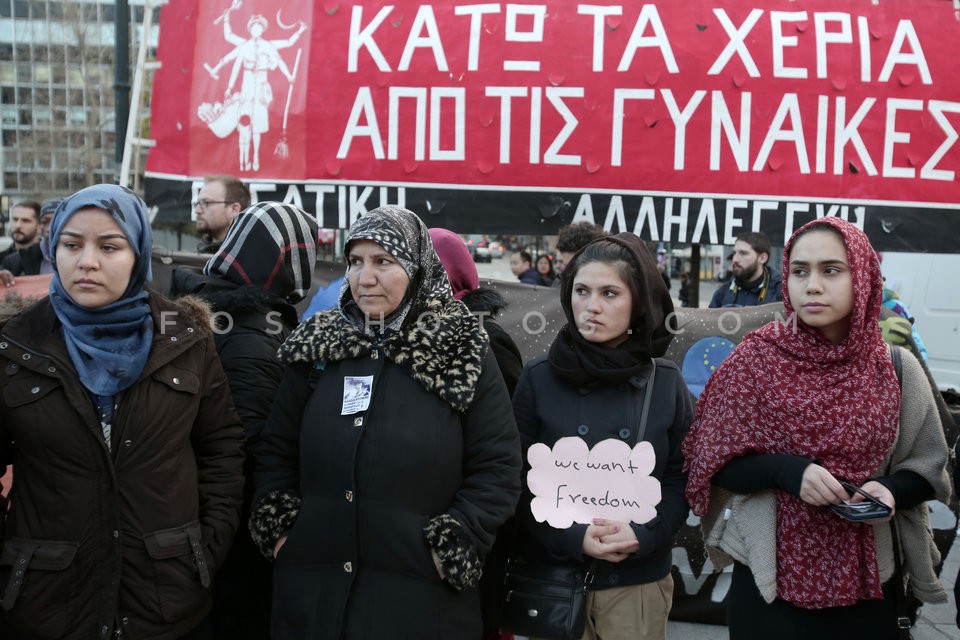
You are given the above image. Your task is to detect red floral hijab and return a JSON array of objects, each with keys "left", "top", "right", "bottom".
[{"left": 682, "top": 217, "right": 900, "bottom": 608}]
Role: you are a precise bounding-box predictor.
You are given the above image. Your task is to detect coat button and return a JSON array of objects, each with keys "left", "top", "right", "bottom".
[
  {"left": 577, "top": 424, "right": 589, "bottom": 436},
  {"left": 343, "top": 562, "right": 353, "bottom": 572},
  {"left": 370, "top": 350, "right": 379, "bottom": 359},
  {"left": 47, "top": 366, "right": 56, "bottom": 373},
  {"left": 172, "top": 377, "right": 180, "bottom": 385},
  {"left": 100, "top": 625, "right": 109, "bottom": 635},
  {"left": 31, "top": 386, "right": 40, "bottom": 394},
  {"left": 619, "top": 428, "right": 631, "bottom": 439},
  {"left": 0, "top": 342, "right": 7, "bottom": 349},
  {"left": 345, "top": 490, "right": 353, "bottom": 502},
  {"left": 124, "top": 440, "right": 132, "bottom": 448},
  {"left": 170, "top": 336, "right": 178, "bottom": 342},
  {"left": 20, "top": 353, "right": 30, "bottom": 360},
  {"left": 353, "top": 417, "right": 363, "bottom": 427}
]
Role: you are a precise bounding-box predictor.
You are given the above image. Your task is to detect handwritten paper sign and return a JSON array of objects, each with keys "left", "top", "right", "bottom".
[{"left": 527, "top": 436, "right": 661, "bottom": 529}]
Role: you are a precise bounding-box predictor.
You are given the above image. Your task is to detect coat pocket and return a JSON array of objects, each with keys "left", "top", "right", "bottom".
[
  {"left": 143, "top": 521, "right": 210, "bottom": 623},
  {"left": 151, "top": 366, "right": 200, "bottom": 394},
  {"left": 2, "top": 376, "right": 61, "bottom": 408},
  {"left": 0, "top": 537, "right": 78, "bottom": 638}
]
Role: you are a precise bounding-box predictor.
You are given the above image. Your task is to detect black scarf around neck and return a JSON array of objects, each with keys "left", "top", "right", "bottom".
[
  {"left": 548, "top": 328, "right": 652, "bottom": 386},
  {"left": 547, "top": 233, "right": 675, "bottom": 387}
]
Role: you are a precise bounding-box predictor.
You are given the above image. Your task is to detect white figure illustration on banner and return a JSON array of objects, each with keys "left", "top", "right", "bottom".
[{"left": 197, "top": 1, "right": 306, "bottom": 172}]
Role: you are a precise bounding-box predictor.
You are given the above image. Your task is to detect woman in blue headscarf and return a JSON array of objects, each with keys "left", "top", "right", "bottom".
[{"left": 0, "top": 184, "right": 244, "bottom": 640}]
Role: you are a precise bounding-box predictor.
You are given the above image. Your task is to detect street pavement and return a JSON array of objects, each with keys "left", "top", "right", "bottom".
[{"left": 477, "top": 257, "right": 960, "bottom": 639}]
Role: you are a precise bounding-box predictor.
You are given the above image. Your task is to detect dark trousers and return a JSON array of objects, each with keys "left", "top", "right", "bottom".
[{"left": 727, "top": 561, "right": 899, "bottom": 640}]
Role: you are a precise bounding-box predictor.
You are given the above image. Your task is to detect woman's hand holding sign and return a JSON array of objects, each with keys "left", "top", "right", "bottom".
[{"left": 582, "top": 518, "right": 639, "bottom": 562}]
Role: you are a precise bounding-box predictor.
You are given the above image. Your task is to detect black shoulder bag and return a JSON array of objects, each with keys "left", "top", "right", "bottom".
[{"left": 501, "top": 361, "right": 657, "bottom": 640}]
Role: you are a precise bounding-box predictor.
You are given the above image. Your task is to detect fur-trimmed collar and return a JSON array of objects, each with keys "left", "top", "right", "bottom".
[
  {"left": 0, "top": 292, "right": 36, "bottom": 325},
  {"left": 165, "top": 292, "right": 215, "bottom": 333},
  {"left": 280, "top": 297, "right": 488, "bottom": 412}
]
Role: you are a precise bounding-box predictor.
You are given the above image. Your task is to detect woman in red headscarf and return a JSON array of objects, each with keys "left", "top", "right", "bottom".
[{"left": 682, "top": 217, "right": 950, "bottom": 640}]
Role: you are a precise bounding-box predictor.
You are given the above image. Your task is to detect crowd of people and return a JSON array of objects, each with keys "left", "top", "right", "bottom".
[{"left": 0, "top": 182, "right": 956, "bottom": 640}]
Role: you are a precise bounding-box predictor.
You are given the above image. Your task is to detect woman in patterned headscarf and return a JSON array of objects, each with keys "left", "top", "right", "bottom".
[
  {"left": 682, "top": 217, "right": 950, "bottom": 640},
  {"left": 171, "top": 201, "right": 318, "bottom": 639},
  {"left": 250, "top": 206, "right": 522, "bottom": 640},
  {"left": 0, "top": 184, "right": 244, "bottom": 639}
]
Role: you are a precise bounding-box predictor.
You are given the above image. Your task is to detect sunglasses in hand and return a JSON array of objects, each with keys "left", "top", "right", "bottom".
[{"left": 828, "top": 481, "right": 892, "bottom": 522}]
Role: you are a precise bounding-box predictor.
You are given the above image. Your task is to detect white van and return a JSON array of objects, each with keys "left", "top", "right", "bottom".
[{"left": 880, "top": 253, "right": 960, "bottom": 393}]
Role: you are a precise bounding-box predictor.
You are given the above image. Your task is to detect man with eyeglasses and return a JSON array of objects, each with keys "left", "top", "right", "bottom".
[{"left": 194, "top": 175, "right": 251, "bottom": 253}]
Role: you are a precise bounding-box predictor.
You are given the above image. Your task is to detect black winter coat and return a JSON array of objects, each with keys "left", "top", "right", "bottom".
[
  {"left": 171, "top": 269, "right": 297, "bottom": 639},
  {"left": 253, "top": 347, "right": 521, "bottom": 640},
  {"left": 0, "top": 243, "right": 44, "bottom": 276},
  {"left": 460, "top": 287, "right": 523, "bottom": 396},
  {"left": 513, "top": 356, "right": 694, "bottom": 588},
  {"left": 0, "top": 294, "right": 245, "bottom": 640},
  {"left": 170, "top": 269, "right": 295, "bottom": 457}
]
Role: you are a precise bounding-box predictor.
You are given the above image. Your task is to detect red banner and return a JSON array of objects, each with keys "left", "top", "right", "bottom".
[{"left": 146, "top": 1, "right": 960, "bottom": 248}]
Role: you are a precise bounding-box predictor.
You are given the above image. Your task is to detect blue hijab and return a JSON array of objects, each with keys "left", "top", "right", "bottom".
[{"left": 48, "top": 184, "right": 154, "bottom": 396}]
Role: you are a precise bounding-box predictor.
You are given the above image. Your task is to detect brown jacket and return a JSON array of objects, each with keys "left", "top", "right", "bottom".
[{"left": 0, "top": 293, "right": 244, "bottom": 640}]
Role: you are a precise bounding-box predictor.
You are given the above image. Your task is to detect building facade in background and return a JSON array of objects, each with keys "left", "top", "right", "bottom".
[{"left": 0, "top": 0, "right": 155, "bottom": 216}]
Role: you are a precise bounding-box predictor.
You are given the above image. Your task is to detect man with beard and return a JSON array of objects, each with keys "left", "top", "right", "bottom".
[
  {"left": 0, "top": 199, "right": 58, "bottom": 284},
  {"left": 0, "top": 201, "right": 41, "bottom": 262},
  {"left": 194, "top": 175, "right": 251, "bottom": 253},
  {"left": 708, "top": 231, "right": 782, "bottom": 308}
]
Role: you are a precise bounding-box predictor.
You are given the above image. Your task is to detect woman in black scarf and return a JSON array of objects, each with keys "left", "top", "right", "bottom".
[{"left": 511, "top": 233, "right": 694, "bottom": 640}]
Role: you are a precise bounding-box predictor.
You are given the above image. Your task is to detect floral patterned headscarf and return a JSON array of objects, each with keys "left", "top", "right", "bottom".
[{"left": 683, "top": 217, "right": 899, "bottom": 609}]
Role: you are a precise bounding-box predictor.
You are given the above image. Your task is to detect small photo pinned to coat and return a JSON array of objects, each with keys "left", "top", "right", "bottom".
[{"left": 341, "top": 375, "right": 373, "bottom": 414}]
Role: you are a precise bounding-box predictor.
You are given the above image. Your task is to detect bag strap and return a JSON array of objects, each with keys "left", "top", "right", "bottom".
[
  {"left": 889, "top": 520, "right": 914, "bottom": 638},
  {"left": 888, "top": 347, "right": 912, "bottom": 638},
  {"left": 635, "top": 359, "right": 657, "bottom": 445}
]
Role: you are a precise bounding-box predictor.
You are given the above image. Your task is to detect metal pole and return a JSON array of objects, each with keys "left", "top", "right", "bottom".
[
  {"left": 120, "top": 3, "right": 159, "bottom": 189},
  {"left": 689, "top": 244, "right": 702, "bottom": 308},
  {"left": 114, "top": 0, "right": 130, "bottom": 179}
]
